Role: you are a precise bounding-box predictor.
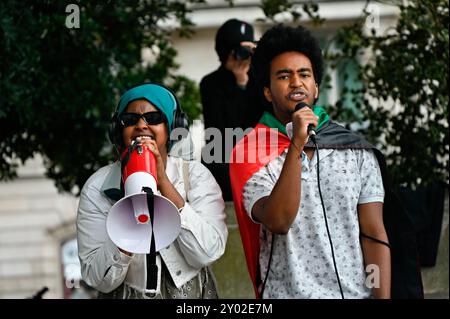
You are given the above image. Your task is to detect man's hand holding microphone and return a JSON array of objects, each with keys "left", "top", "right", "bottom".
[{"left": 290, "top": 102, "right": 318, "bottom": 153}]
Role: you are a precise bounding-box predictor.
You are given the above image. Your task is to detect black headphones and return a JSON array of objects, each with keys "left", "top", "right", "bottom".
[{"left": 108, "top": 83, "right": 189, "bottom": 150}]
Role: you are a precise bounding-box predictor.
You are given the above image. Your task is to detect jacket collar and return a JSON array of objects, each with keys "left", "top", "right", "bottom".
[
  {"left": 101, "top": 161, "right": 123, "bottom": 202},
  {"left": 101, "top": 157, "right": 180, "bottom": 202}
]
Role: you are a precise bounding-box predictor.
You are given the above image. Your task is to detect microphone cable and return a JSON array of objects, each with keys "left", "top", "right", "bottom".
[
  {"left": 259, "top": 233, "right": 275, "bottom": 298},
  {"left": 260, "top": 135, "right": 345, "bottom": 299},
  {"left": 312, "top": 134, "right": 345, "bottom": 299}
]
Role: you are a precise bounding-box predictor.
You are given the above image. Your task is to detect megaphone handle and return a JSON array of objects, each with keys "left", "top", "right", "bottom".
[{"left": 143, "top": 187, "right": 158, "bottom": 291}]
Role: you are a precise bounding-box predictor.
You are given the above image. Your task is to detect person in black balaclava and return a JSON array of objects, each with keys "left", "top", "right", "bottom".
[{"left": 200, "top": 19, "right": 263, "bottom": 202}]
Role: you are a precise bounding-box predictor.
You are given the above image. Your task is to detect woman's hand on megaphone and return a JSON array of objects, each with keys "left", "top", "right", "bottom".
[
  {"left": 141, "top": 138, "right": 186, "bottom": 211},
  {"left": 138, "top": 138, "right": 167, "bottom": 184}
]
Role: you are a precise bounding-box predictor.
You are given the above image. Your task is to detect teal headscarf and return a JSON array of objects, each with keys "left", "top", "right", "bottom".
[{"left": 117, "top": 83, "right": 177, "bottom": 134}]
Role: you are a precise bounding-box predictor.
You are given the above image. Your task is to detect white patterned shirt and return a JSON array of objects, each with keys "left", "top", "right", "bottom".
[{"left": 243, "top": 148, "right": 384, "bottom": 299}]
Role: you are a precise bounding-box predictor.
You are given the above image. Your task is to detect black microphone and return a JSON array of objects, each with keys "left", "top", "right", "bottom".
[{"left": 294, "top": 102, "right": 316, "bottom": 138}]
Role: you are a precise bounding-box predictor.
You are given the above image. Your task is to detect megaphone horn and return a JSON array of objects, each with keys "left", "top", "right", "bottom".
[{"left": 106, "top": 142, "right": 181, "bottom": 254}]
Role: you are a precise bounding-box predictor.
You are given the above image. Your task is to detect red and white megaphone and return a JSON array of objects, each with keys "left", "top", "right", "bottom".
[{"left": 106, "top": 139, "right": 181, "bottom": 254}]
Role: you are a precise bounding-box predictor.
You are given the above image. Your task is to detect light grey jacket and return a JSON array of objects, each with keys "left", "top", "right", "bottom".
[{"left": 77, "top": 150, "right": 227, "bottom": 294}]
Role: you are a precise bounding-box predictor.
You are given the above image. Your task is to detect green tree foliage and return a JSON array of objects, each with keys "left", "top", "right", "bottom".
[
  {"left": 261, "top": 0, "right": 448, "bottom": 189},
  {"left": 1, "top": 0, "right": 448, "bottom": 194},
  {"left": 0, "top": 0, "right": 203, "bottom": 194},
  {"left": 327, "top": 0, "right": 448, "bottom": 188},
  {"left": 258, "top": 0, "right": 324, "bottom": 24}
]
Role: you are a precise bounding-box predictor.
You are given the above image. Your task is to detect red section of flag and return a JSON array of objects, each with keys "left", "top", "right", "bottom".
[{"left": 229, "top": 124, "right": 290, "bottom": 298}]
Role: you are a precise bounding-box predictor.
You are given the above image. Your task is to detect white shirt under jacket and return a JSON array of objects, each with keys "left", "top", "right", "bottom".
[{"left": 77, "top": 153, "right": 227, "bottom": 294}]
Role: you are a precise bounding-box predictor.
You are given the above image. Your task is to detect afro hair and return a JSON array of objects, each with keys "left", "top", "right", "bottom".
[{"left": 251, "top": 24, "right": 324, "bottom": 90}]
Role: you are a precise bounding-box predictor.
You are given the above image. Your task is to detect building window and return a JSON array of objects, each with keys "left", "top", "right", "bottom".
[{"left": 61, "top": 238, "right": 97, "bottom": 298}]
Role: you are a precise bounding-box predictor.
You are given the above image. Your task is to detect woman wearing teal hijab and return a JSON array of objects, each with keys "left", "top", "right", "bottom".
[{"left": 77, "top": 83, "right": 228, "bottom": 298}]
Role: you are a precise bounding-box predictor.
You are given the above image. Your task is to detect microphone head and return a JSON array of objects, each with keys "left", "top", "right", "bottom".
[{"left": 294, "top": 102, "right": 309, "bottom": 112}]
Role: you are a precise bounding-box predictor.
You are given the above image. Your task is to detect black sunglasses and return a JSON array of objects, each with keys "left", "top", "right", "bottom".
[{"left": 119, "top": 111, "right": 167, "bottom": 127}]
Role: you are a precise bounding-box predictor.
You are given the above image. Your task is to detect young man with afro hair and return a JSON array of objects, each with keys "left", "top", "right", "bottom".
[{"left": 229, "top": 24, "right": 392, "bottom": 299}]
